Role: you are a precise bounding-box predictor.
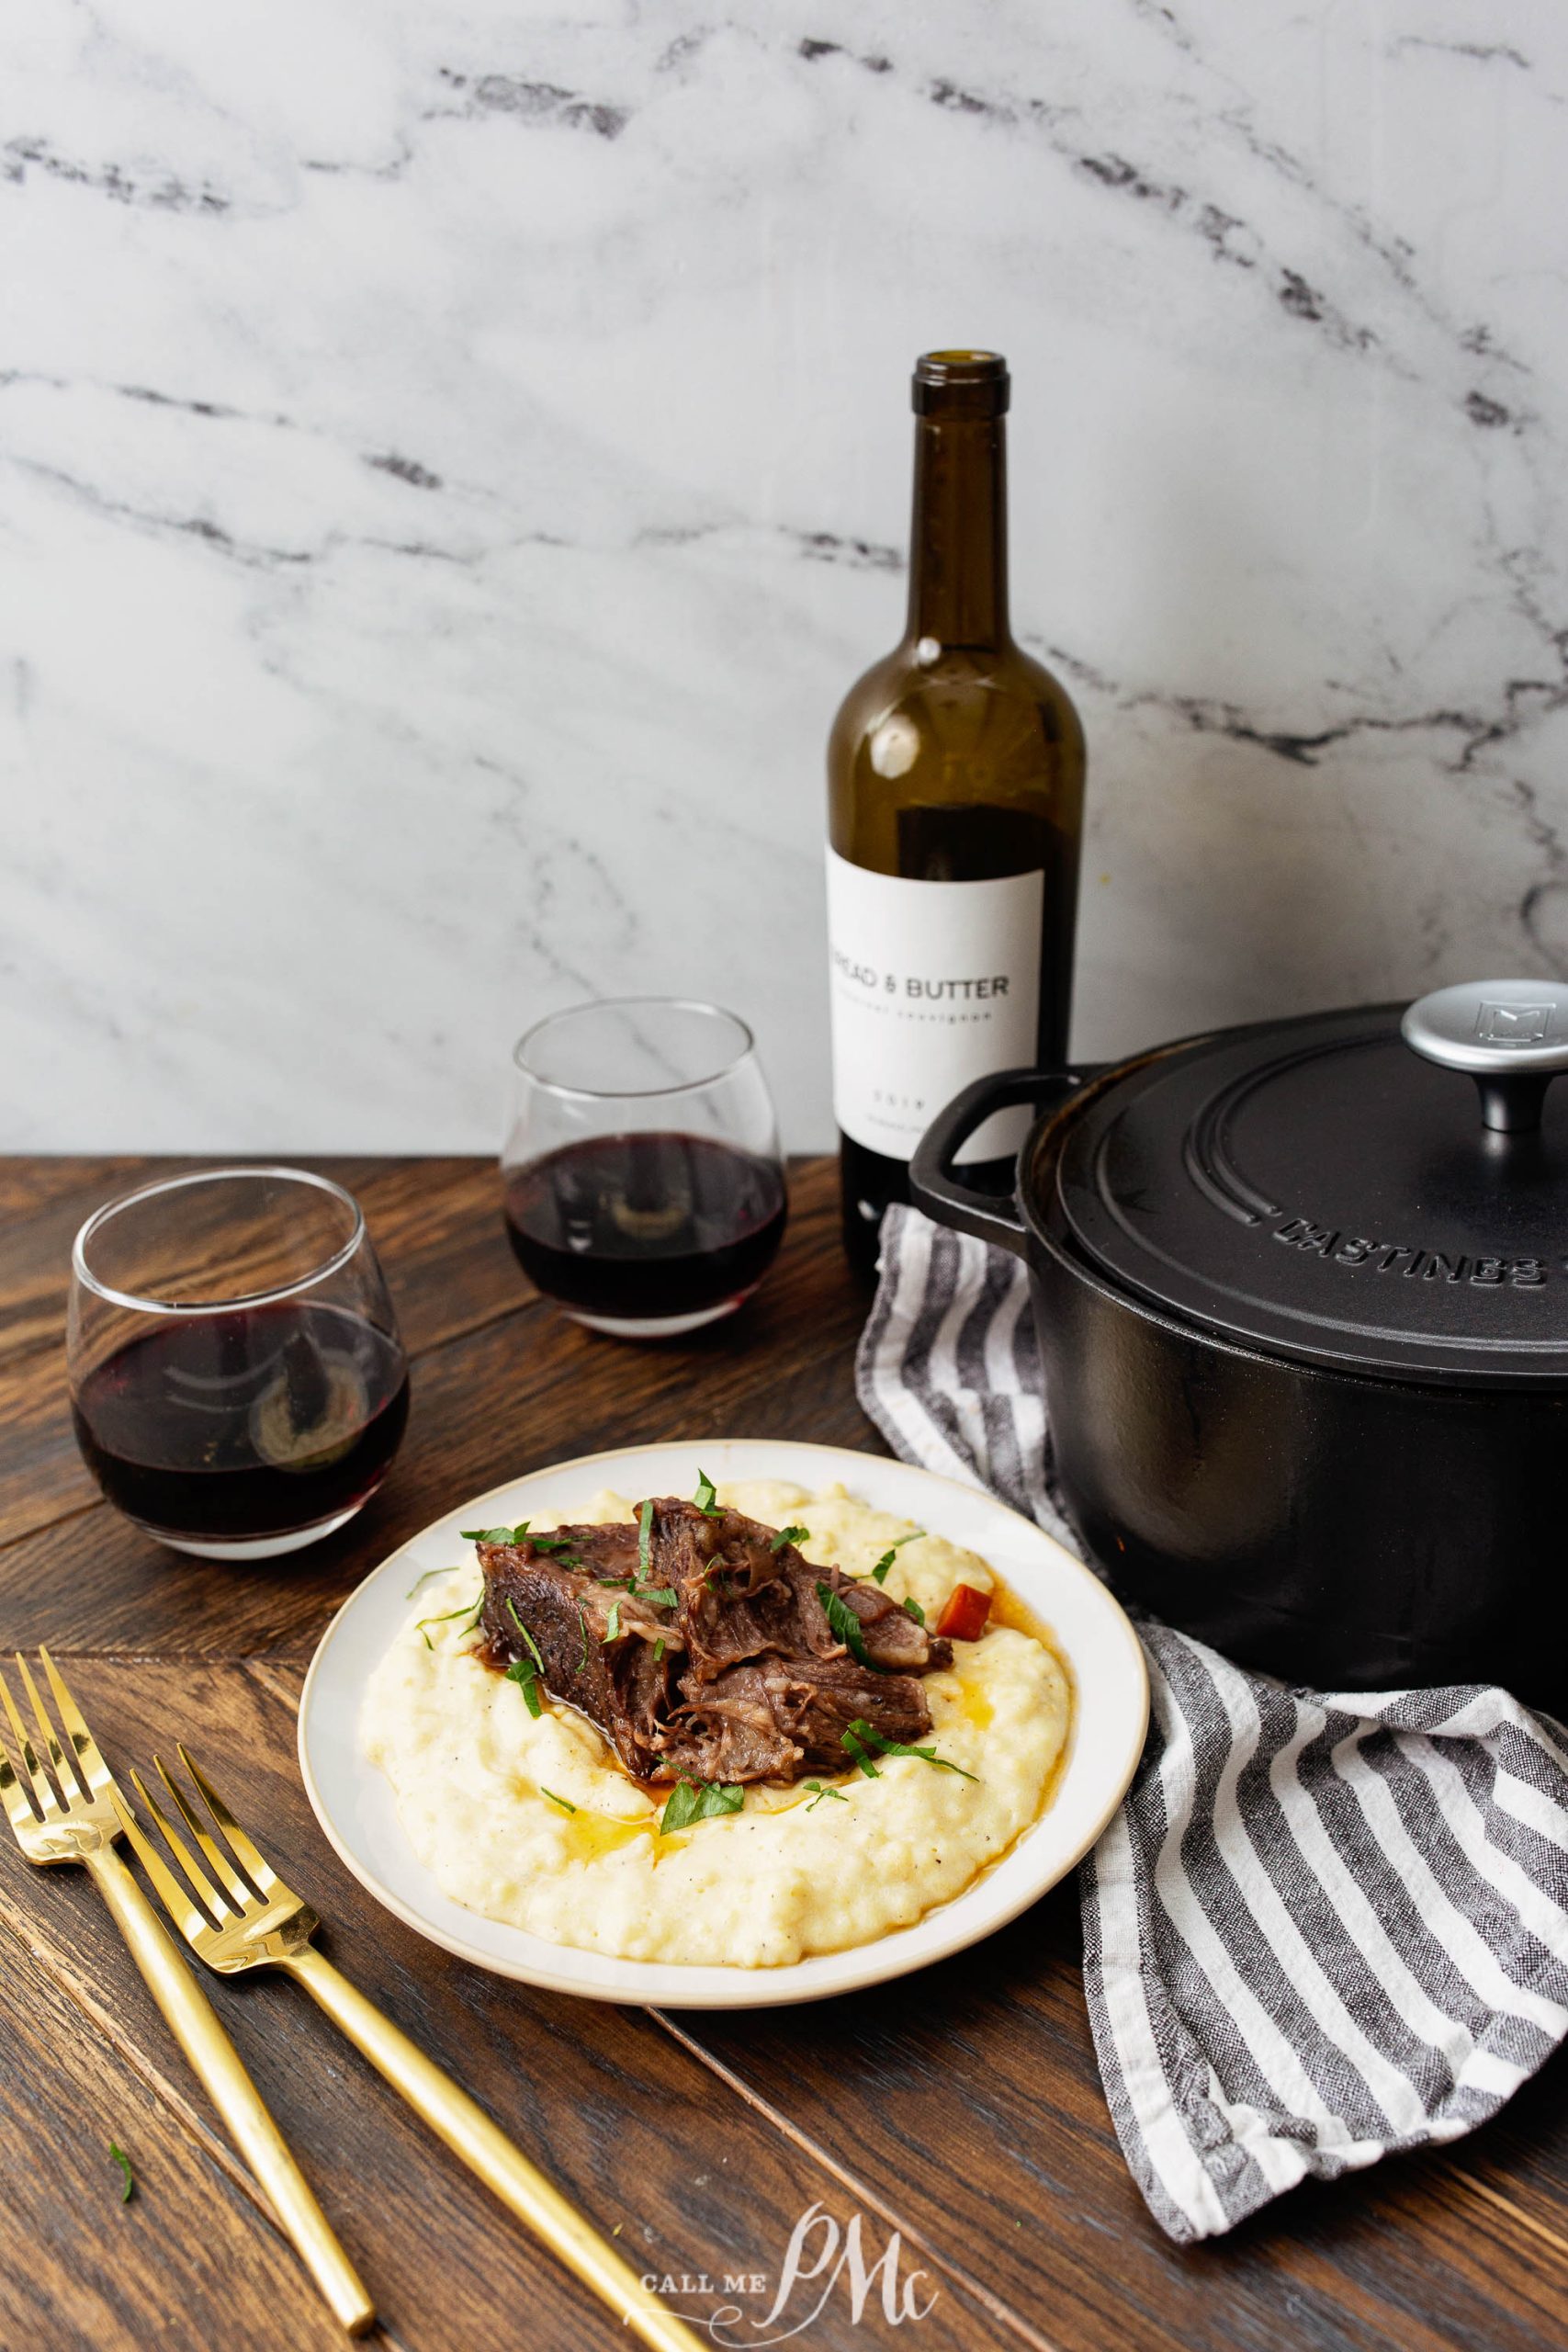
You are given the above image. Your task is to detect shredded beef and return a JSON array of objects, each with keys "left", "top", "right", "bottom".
[
  {"left": 478, "top": 1498, "right": 954, "bottom": 1786},
  {"left": 655, "top": 1657, "right": 939, "bottom": 1782},
  {"left": 477, "top": 1522, "right": 678, "bottom": 1778},
  {"left": 654, "top": 1664, "right": 803, "bottom": 1782},
  {"left": 654, "top": 1500, "right": 952, "bottom": 1682}
]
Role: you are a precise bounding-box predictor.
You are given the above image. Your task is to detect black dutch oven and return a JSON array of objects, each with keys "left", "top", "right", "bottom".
[{"left": 909, "top": 979, "right": 1568, "bottom": 1707}]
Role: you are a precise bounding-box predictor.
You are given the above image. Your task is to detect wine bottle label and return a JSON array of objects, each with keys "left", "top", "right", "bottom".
[{"left": 826, "top": 848, "right": 1044, "bottom": 1163}]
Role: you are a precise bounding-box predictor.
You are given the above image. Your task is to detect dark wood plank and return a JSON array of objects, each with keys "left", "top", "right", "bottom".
[
  {"left": 0, "top": 1159, "right": 880, "bottom": 1659},
  {"left": 0, "top": 1905, "right": 347, "bottom": 2352},
  {"left": 0, "top": 1654, "right": 1022, "bottom": 2352}
]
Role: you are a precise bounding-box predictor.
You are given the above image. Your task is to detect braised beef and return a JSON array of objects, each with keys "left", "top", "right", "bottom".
[
  {"left": 834, "top": 1576, "right": 951, "bottom": 1673},
  {"left": 656, "top": 1656, "right": 940, "bottom": 1782},
  {"left": 476, "top": 1522, "right": 679, "bottom": 1778},
  {"left": 478, "top": 1498, "right": 955, "bottom": 1787},
  {"left": 654, "top": 1499, "right": 952, "bottom": 1683},
  {"left": 653, "top": 1498, "right": 839, "bottom": 1684},
  {"left": 654, "top": 1664, "right": 803, "bottom": 1783}
]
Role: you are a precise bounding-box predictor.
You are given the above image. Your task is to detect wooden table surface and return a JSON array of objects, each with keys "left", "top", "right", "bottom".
[{"left": 4, "top": 1155, "right": 1567, "bottom": 2352}]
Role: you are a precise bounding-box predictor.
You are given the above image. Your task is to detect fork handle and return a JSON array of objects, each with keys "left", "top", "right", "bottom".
[
  {"left": 85, "top": 1849, "right": 376, "bottom": 2336},
  {"left": 284, "top": 1945, "right": 705, "bottom": 2352}
]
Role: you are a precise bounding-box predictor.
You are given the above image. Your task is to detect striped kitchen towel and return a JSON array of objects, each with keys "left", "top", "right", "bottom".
[{"left": 858, "top": 1203, "right": 1568, "bottom": 2244}]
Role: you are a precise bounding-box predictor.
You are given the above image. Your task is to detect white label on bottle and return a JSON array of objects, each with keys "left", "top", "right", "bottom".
[{"left": 826, "top": 848, "right": 1043, "bottom": 1164}]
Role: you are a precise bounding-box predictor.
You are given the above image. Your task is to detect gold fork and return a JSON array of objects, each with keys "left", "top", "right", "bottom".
[
  {"left": 121, "top": 1745, "right": 705, "bottom": 2352},
  {"left": 0, "top": 1652, "right": 374, "bottom": 2335}
]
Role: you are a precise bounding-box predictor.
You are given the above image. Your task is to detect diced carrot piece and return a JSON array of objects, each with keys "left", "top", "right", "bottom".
[{"left": 934, "top": 1582, "right": 992, "bottom": 1642}]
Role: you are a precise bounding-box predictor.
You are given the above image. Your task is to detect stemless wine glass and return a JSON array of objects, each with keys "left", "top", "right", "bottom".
[
  {"left": 68, "top": 1167, "right": 410, "bottom": 1560},
  {"left": 502, "top": 998, "right": 788, "bottom": 1338}
]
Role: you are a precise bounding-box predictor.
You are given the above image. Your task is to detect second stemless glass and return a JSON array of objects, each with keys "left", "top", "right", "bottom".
[{"left": 502, "top": 999, "right": 787, "bottom": 1338}]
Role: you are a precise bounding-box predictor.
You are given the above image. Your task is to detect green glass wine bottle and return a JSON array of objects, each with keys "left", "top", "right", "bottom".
[{"left": 826, "top": 349, "right": 1087, "bottom": 1275}]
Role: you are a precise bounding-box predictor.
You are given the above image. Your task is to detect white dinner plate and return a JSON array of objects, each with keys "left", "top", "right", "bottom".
[{"left": 298, "top": 1437, "right": 1149, "bottom": 2008}]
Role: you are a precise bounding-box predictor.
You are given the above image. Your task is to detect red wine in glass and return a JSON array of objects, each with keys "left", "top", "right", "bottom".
[
  {"left": 72, "top": 1301, "right": 410, "bottom": 1546},
  {"left": 504, "top": 1133, "right": 787, "bottom": 1333}
]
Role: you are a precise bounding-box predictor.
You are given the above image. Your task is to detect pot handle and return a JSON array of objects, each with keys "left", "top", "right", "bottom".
[{"left": 908, "top": 1067, "right": 1092, "bottom": 1259}]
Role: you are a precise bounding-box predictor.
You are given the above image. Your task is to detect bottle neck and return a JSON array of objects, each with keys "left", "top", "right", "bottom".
[{"left": 905, "top": 413, "right": 1010, "bottom": 650}]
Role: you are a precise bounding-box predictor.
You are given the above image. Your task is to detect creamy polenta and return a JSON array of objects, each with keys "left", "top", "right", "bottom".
[{"left": 361, "top": 1479, "right": 1071, "bottom": 1968}]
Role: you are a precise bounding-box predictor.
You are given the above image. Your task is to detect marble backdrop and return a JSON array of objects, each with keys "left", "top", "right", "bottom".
[{"left": 4, "top": 0, "right": 1565, "bottom": 1149}]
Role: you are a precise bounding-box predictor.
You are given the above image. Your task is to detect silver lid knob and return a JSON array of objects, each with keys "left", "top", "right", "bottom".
[{"left": 1402, "top": 978, "right": 1568, "bottom": 1132}]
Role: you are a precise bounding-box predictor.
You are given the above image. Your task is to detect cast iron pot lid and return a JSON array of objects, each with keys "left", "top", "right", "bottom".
[{"left": 1049, "top": 979, "right": 1568, "bottom": 1388}]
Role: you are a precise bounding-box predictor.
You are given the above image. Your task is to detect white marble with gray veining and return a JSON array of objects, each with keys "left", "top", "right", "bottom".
[{"left": 3, "top": 0, "right": 1566, "bottom": 1150}]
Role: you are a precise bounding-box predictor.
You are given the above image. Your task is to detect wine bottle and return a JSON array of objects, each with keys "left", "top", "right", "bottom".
[{"left": 826, "top": 349, "right": 1087, "bottom": 1275}]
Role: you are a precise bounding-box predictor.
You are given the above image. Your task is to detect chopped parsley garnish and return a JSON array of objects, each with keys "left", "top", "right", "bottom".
[
  {"left": 505, "top": 1598, "right": 545, "bottom": 1669},
  {"left": 405, "top": 1566, "right": 456, "bottom": 1599},
  {"left": 601, "top": 1573, "right": 675, "bottom": 1606},
  {"left": 503, "top": 1600, "right": 547, "bottom": 1716},
  {"left": 770, "top": 1524, "right": 809, "bottom": 1553},
  {"left": 505, "top": 1658, "right": 543, "bottom": 1718},
  {"left": 693, "top": 1468, "right": 723, "bottom": 1519},
  {"left": 619, "top": 1505, "right": 678, "bottom": 1607},
  {"left": 540, "top": 1787, "right": 577, "bottom": 1815},
  {"left": 803, "top": 1781, "right": 848, "bottom": 1812},
  {"left": 577, "top": 1603, "right": 590, "bottom": 1672},
  {"left": 416, "top": 1590, "right": 483, "bottom": 1639},
  {"left": 461, "top": 1522, "right": 526, "bottom": 1544},
  {"left": 818, "top": 1581, "right": 872, "bottom": 1668},
  {"left": 653, "top": 1636, "right": 666, "bottom": 1664},
  {"left": 659, "top": 1778, "right": 744, "bottom": 1834},
  {"left": 109, "top": 2143, "right": 135, "bottom": 2203},
  {"left": 603, "top": 1599, "right": 622, "bottom": 1643},
  {"left": 869, "top": 1530, "right": 924, "bottom": 1585},
  {"left": 841, "top": 1717, "right": 976, "bottom": 1781},
  {"left": 902, "top": 1596, "right": 927, "bottom": 1626},
  {"left": 525, "top": 1532, "right": 586, "bottom": 1569}
]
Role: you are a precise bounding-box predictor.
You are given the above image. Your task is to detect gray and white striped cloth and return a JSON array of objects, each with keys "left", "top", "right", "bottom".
[{"left": 858, "top": 1204, "right": 1568, "bottom": 2244}]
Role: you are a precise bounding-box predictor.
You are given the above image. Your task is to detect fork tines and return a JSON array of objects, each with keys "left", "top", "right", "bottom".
[
  {"left": 130, "top": 1758, "right": 248, "bottom": 1924},
  {"left": 127, "top": 1745, "right": 289, "bottom": 1935},
  {"left": 0, "top": 1647, "right": 115, "bottom": 1838}
]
